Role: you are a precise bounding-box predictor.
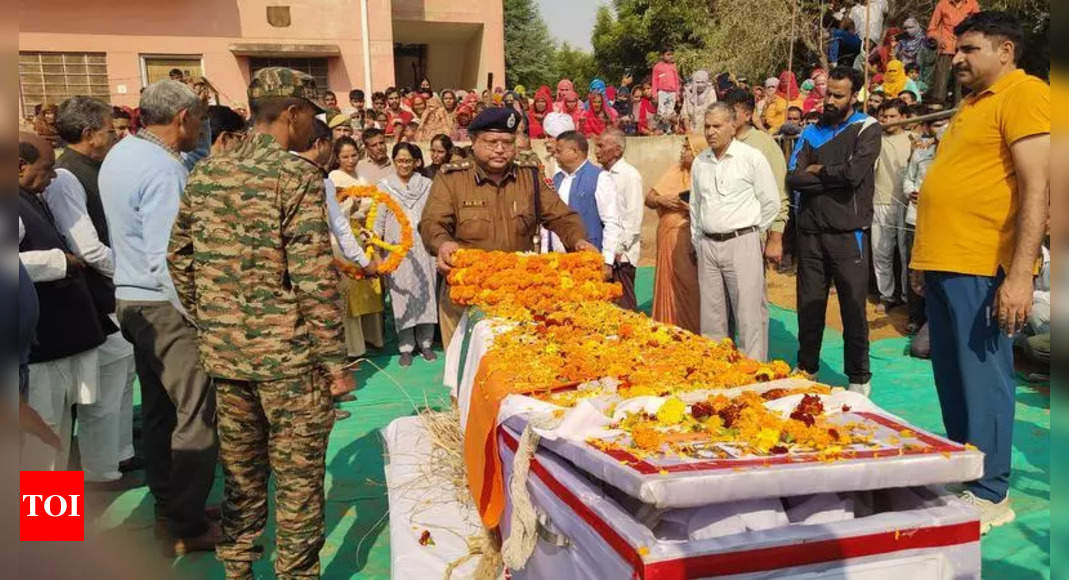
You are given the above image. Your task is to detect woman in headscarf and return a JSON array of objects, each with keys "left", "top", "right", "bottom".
[
  {"left": 417, "top": 96, "right": 453, "bottom": 141},
  {"left": 881, "top": 60, "right": 920, "bottom": 102},
  {"left": 761, "top": 71, "right": 803, "bottom": 134},
  {"left": 896, "top": 17, "right": 926, "bottom": 67},
  {"left": 803, "top": 69, "right": 828, "bottom": 113},
  {"left": 682, "top": 70, "right": 716, "bottom": 132},
  {"left": 527, "top": 85, "right": 553, "bottom": 139},
  {"left": 588, "top": 78, "right": 608, "bottom": 108},
  {"left": 580, "top": 90, "right": 618, "bottom": 137},
  {"left": 374, "top": 142, "right": 438, "bottom": 366},
  {"left": 644, "top": 133, "right": 706, "bottom": 333},
  {"left": 554, "top": 79, "right": 584, "bottom": 126},
  {"left": 410, "top": 95, "right": 427, "bottom": 120},
  {"left": 418, "top": 78, "right": 433, "bottom": 98},
  {"left": 453, "top": 104, "right": 474, "bottom": 142}
]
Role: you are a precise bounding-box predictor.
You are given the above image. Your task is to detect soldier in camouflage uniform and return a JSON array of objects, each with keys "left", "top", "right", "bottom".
[{"left": 168, "top": 67, "right": 351, "bottom": 579}]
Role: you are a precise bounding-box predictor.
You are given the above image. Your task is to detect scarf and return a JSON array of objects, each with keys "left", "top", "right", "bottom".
[
  {"left": 882, "top": 60, "right": 908, "bottom": 98},
  {"left": 383, "top": 171, "right": 431, "bottom": 209},
  {"left": 556, "top": 79, "right": 577, "bottom": 104},
  {"left": 417, "top": 97, "right": 454, "bottom": 141},
  {"left": 777, "top": 71, "right": 800, "bottom": 101},
  {"left": 687, "top": 70, "right": 715, "bottom": 110},
  {"left": 898, "top": 17, "right": 925, "bottom": 64}
]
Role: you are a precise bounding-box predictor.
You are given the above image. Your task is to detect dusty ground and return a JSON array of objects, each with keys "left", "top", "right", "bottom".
[{"left": 639, "top": 215, "right": 909, "bottom": 341}]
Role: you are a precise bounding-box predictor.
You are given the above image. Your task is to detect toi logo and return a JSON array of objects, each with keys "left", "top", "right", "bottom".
[{"left": 20, "top": 471, "right": 85, "bottom": 541}]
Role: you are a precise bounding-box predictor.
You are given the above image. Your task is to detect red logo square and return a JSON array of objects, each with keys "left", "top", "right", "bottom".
[{"left": 20, "top": 471, "right": 85, "bottom": 541}]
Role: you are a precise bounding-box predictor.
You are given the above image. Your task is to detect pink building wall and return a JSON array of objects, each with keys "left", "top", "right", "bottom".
[{"left": 18, "top": 0, "right": 504, "bottom": 109}]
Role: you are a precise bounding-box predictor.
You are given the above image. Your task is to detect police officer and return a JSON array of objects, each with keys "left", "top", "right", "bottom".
[
  {"left": 168, "top": 67, "right": 346, "bottom": 579},
  {"left": 420, "top": 107, "right": 596, "bottom": 345}
]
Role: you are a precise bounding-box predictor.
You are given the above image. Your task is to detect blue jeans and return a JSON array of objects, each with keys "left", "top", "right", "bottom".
[{"left": 925, "top": 271, "right": 1015, "bottom": 502}]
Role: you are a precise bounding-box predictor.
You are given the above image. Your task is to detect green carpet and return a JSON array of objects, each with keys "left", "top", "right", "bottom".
[{"left": 92, "top": 267, "right": 1050, "bottom": 578}]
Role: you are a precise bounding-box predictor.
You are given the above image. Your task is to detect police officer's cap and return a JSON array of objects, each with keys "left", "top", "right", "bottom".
[{"left": 468, "top": 107, "right": 522, "bottom": 134}]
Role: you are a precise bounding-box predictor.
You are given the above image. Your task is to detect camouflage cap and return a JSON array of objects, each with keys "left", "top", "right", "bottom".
[{"left": 248, "top": 67, "right": 325, "bottom": 113}]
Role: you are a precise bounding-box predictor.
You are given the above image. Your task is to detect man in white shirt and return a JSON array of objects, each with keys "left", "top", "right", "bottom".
[
  {"left": 548, "top": 131, "right": 624, "bottom": 279},
  {"left": 848, "top": 0, "right": 888, "bottom": 46},
  {"left": 690, "top": 103, "right": 781, "bottom": 361},
  {"left": 44, "top": 96, "right": 140, "bottom": 489},
  {"left": 594, "top": 127, "right": 644, "bottom": 310}
]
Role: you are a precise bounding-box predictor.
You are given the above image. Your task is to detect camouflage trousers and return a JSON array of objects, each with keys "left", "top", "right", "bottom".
[{"left": 214, "top": 374, "right": 334, "bottom": 579}]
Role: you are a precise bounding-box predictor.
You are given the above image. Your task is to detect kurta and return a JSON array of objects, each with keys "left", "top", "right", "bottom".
[
  {"left": 375, "top": 173, "right": 438, "bottom": 332},
  {"left": 328, "top": 169, "right": 385, "bottom": 355}
]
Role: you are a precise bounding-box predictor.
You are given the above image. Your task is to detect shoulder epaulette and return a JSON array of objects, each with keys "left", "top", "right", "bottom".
[{"left": 440, "top": 159, "right": 474, "bottom": 174}]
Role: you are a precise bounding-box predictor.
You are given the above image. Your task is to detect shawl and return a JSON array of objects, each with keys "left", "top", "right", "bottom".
[
  {"left": 686, "top": 70, "right": 716, "bottom": 111},
  {"left": 527, "top": 85, "right": 553, "bottom": 139},
  {"left": 897, "top": 18, "right": 925, "bottom": 65},
  {"left": 381, "top": 171, "right": 432, "bottom": 208},
  {"left": 882, "top": 60, "right": 908, "bottom": 98},
  {"left": 417, "top": 97, "right": 454, "bottom": 141},
  {"left": 776, "top": 71, "right": 800, "bottom": 101}
]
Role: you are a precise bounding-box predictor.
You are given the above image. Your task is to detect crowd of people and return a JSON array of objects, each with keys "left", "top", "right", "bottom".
[{"left": 16, "top": 6, "right": 1048, "bottom": 578}]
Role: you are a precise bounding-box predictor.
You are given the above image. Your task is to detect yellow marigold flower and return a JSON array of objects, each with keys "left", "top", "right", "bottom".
[{"left": 656, "top": 397, "right": 687, "bottom": 425}]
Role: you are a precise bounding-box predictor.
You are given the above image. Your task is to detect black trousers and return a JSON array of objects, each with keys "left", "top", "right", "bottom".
[
  {"left": 795, "top": 231, "right": 872, "bottom": 384},
  {"left": 117, "top": 300, "right": 218, "bottom": 538},
  {"left": 613, "top": 263, "right": 638, "bottom": 312}
]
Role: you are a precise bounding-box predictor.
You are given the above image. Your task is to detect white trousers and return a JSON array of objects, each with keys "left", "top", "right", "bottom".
[
  {"left": 398, "top": 324, "right": 435, "bottom": 354},
  {"left": 871, "top": 204, "right": 908, "bottom": 303},
  {"left": 78, "top": 325, "right": 136, "bottom": 482},
  {"left": 21, "top": 348, "right": 98, "bottom": 472}
]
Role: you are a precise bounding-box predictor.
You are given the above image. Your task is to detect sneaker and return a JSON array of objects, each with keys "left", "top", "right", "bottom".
[
  {"left": 399, "top": 353, "right": 414, "bottom": 367},
  {"left": 847, "top": 382, "right": 871, "bottom": 397},
  {"left": 959, "top": 490, "right": 1015, "bottom": 534},
  {"left": 168, "top": 521, "right": 224, "bottom": 556},
  {"left": 334, "top": 408, "right": 352, "bottom": 420},
  {"left": 333, "top": 393, "right": 357, "bottom": 402},
  {"left": 791, "top": 367, "right": 817, "bottom": 381},
  {"left": 420, "top": 349, "right": 438, "bottom": 362}
]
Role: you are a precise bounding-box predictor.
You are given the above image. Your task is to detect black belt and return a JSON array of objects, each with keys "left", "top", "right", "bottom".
[{"left": 702, "top": 225, "right": 759, "bottom": 242}]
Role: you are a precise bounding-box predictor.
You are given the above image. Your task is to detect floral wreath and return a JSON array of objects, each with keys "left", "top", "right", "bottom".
[{"left": 333, "top": 185, "right": 413, "bottom": 279}]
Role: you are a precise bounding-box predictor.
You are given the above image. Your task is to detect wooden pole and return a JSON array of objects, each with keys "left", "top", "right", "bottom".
[
  {"left": 788, "top": 0, "right": 798, "bottom": 100},
  {"left": 863, "top": 0, "right": 871, "bottom": 114},
  {"left": 818, "top": 0, "right": 825, "bottom": 70}
]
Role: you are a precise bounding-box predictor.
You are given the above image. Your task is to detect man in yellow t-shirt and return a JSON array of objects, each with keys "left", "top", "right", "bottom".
[{"left": 910, "top": 11, "right": 1049, "bottom": 534}]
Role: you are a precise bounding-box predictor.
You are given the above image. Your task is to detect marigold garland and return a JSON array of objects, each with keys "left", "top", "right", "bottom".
[
  {"left": 448, "top": 249, "right": 622, "bottom": 313},
  {"left": 333, "top": 185, "right": 414, "bottom": 279}
]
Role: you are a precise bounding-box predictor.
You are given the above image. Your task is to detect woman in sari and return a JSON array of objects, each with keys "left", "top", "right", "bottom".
[
  {"left": 803, "top": 69, "right": 828, "bottom": 113},
  {"left": 761, "top": 71, "right": 804, "bottom": 134},
  {"left": 881, "top": 60, "right": 921, "bottom": 102},
  {"left": 644, "top": 134, "right": 706, "bottom": 333},
  {"left": 554, "top": 79, "right": 584, "bottom": 126},
  {"left": 417, "top": 96, "right": 453, "bottom": 141},
  {"left": 328, "top": 136, "right": 386, "bottom": 357},
  {"left": 527, "top": 86, "right": 553, "bottom": 138},
  {"left": 580, "top": 90, "right": 618, "bottom": 137},
  {"left": 375, "top": 143, "right": 438, "bottom": 366}
]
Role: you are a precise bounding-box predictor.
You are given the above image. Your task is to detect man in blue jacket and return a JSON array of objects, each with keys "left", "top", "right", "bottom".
[{"left": 787, "top": 66, "right": 882, "bottom": 396}]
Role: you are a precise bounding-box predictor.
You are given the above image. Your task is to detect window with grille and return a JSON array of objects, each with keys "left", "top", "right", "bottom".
[
  {"left": 19, "top": 51, "right": 110, "bottom": 118},
  {"left": 248, "top": 57, "right": 330, "bottom": 93}
]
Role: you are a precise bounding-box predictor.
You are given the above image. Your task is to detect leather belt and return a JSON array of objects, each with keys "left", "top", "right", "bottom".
[{"left": 703, "top": 225, "right": 759, "bottom": 242}]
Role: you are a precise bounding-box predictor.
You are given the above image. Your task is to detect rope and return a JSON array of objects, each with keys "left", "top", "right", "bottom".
[{"left": 500, "top": 414, "right": 561, "bottom": 571}]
